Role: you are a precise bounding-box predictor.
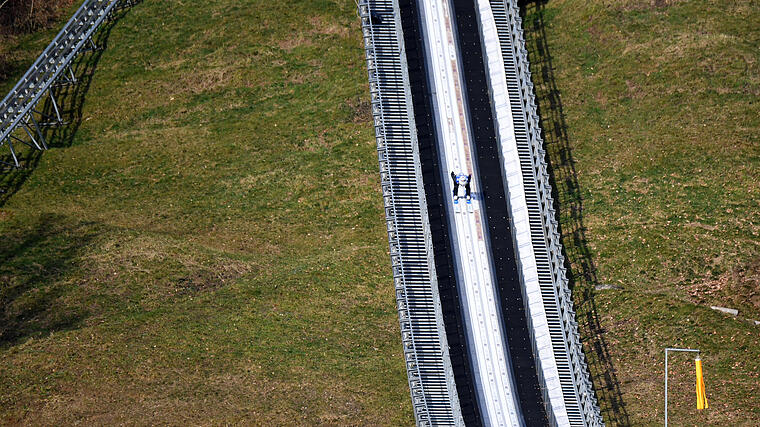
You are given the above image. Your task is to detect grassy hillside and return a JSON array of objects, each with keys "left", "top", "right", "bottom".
[
  {"left": 523, "top": 0, "right": 759, "bottom": 425},
  {"left": 1, "top": 0, "right": 412, "bottom": 424},
  {"left": 0, "top": 0, "right": 757, "bottom": 425}
]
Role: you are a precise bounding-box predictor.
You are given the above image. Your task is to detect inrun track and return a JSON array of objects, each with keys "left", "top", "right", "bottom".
[{"left": 358, "top": 0, "right": 603, "bottom": 425}]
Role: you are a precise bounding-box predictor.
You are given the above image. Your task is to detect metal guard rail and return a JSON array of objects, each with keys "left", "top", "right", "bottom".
[
  {"left": 500, "top": 0, "right": 604, "bottom": 424},
  {"left": 358, "top": 0, "right": 463, "bottom": 425},
  {"left": 0, "top": 0, "right": 137, "bottom": 168}
]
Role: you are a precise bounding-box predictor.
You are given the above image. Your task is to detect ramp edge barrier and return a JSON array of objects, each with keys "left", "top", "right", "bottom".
[
  {"left": 358, "top": 1, "right": 463, "bottom": 425},
  {"left": 493, "top": 0, "right": 604, "bottom": 425},
  {"left": 0, "top": 0, "right": 139, "bottom": 168},
  {"left": 474, "top": 0, "right": 568, "bottom": 424}
]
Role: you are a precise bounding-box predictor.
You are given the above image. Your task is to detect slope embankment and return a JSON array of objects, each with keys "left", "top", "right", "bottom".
[
  {"left": 522, "top": 0, "right": 759, "bottom": 424},
  {"left": 0, "top": 0, "right": 757, "bottom": 425},
  {"left": 0, "top": 0, "right": 412, "bottom": 424}
]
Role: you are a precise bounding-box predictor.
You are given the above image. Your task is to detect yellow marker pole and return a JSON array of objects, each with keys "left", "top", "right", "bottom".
[{"left": 695, "top": 356, "right": 708, "bottom": 410}]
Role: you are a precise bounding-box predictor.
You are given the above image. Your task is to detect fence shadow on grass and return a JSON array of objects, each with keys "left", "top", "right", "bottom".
[
  {"left": 519, "top": 1, "right": 631, "bottom": 425},
  {"left": 0, "top": 213, "right": 99, "bottom": 347}
]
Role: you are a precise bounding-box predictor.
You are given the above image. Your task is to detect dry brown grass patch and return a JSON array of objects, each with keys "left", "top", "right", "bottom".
[
  {"left": 277, "top": 33, "right": 314, "bottom": 51},
  {"left": 663, "top": 31, "right": 738, "bottom": 60},
  {"left": 617, "top": 0, "right": 687, "bottom": 12},
  {"left": 84, "top": 234, "right": 256, "bottom": 308},
  {"left": 625, "top": 79, "right": 646, "bottom": 99},
  {"left": 688, "top": 257, "right": 760, "bottom": 318},
  {"left": 308, "top": 16, "right": 350, "bottom": 38},
  {"left": 182, "top": 67, "right": 235, "bottom": 95},
  {"left": 302, "top": 128, "right": 333, "bottom": 152}
]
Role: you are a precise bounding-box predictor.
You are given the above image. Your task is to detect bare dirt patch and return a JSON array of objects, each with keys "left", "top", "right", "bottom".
[
  {"left": 688, "top": 257, "right": 760, "bottom": 318},
  {"left": 346, "top": 95, "right": 371, "bottom": 123}
]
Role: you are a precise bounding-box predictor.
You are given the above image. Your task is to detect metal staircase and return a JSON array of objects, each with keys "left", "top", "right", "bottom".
[
  {"left": 358, "top": 1, "right": 463, "bottom": 425},
  {"left": 0, "top": 0, "right": 139, "bottom": 168}
]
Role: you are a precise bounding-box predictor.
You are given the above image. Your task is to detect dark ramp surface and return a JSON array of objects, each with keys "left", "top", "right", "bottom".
[{"left": 450, "top": 0, "right": 549, "bottom": 424}]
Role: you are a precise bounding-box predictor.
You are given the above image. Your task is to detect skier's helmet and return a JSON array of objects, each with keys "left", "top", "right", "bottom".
[{"left": 457, "top": 174, "right": 468, "bottom": 185}]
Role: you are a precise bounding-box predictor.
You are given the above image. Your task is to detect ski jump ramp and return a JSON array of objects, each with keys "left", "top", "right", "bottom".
[
  {"left": 421, "top": 0, "right": 522, "bottom": 423},
  {"left": 0, "top": 0, "right": 601, "bottom": 424},
  {"left": 358, "top": 0, "right": 604, "bottom": 425}
]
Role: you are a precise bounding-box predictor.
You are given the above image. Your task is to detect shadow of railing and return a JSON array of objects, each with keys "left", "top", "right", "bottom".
[
  {"left": 0, "top": 213, "right": 99, "bottom": 346},
  {"left": 0, "top": 4, "right": 135, "bottom": 207},
  {"left": 519, "top": 1, "right": 631, "bottom": 425}
]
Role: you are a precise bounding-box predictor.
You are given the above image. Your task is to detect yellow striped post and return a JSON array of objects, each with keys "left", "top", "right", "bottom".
[
  {"left": 665, "top": 347, "right": 702, "bottom": 426},
  {"left": 695, "top": 356, "right": 708, "bottom": 410}
]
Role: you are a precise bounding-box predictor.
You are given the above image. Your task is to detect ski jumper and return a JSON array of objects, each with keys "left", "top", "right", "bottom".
[{"left": 451, "top": 172, "right": 471, "bottom": 200}]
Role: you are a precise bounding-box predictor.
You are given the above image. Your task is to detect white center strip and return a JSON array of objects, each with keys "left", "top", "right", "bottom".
[{"left": 418, "top": 0, "right": 523, "bottom": 425}]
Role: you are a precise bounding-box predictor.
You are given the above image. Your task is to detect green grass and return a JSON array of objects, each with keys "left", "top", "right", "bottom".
[
  {"left": 0, "top": 0, "right": 758, "bottom": 425},
  {"left": 1, "top": 0, "right": 411, "bottom": 424},
  {"left": 524, "top": 0, "right": 759, "bottom": 425}
]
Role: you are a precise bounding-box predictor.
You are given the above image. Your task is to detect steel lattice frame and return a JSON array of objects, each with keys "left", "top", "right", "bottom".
[{"left": 0, "top": 0, "right": 139, "bottom": 168}]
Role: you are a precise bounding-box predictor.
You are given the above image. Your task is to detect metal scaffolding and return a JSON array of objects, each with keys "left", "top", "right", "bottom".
[
  {"left": 359, "top": 0, "right": 463, "bottom": 425},
  {"left": 0, "top": 0, "right": 140, "bottom": 169}
]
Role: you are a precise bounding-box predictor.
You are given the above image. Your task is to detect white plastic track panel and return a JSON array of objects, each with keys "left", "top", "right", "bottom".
[
  {"left": 418, "top": 0, "right": 523, "bottom": 425},
  {"left": 474, "top": 0, "right": 572, "bottom": 425}
]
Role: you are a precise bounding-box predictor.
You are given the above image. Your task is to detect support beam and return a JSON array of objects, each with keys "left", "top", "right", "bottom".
[{"left": 0, "top": 0, "right": 140, "bottom": 169}]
